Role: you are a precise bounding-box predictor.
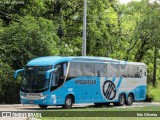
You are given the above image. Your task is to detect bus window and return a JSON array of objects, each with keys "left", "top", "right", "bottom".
[
  {"left": 135, "top": 66, "right": 143, "bottom": 78},
  {"left": 95, "top": 63, "right": 107, "bottom": 77},
  {"left": 51, "top": 72, "right": 57, "bottom": 86},
  {"left": 63, "top": 63, "right": 67, "bottom": 76},
  {"left": 119, "top": 65, "right": 128, "bottom": 77},
  {"left": 107, "top": 64, "right": 118, "bottom": 77},
  {"left": 53, "top": 63, "right": 68, "bottom": 86},
  {"left": 81, "top": 63, "right": 94, "bottom": 76},
  {"left": 54, "top": 64, "right": 62, "bottom": 85},
  {"left": 128, "top": 65, "right": 145, "bottom": 78},
  {"left": 51, "top": 63, "right": 67, "bottom": 91},
  {"left": 142, "top": 66, "right": 147, "bottom": 77},
  {"left": 68, "top": 62, "right": 82, "bottom": 78},
  {"left": 128, "top": 65, "right": 135, "bottom": 77}
]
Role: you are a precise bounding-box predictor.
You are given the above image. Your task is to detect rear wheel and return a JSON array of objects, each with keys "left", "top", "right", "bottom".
[
  {"left": 62, "top": 95, "right": 73, "bottom": 109},
  {"left": 114, "top": 94, "right": 125, "bottom": 106},
  {"left": 38, "top": 105, "right": 48, "bottom": 109},
  {"left": 125, "top": 94, "right": 134, "bottom": 106}
]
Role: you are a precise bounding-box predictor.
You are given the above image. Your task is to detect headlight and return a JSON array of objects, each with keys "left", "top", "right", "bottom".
[{"left": 51, "top": 95, "right": 56, "bottom": 99}]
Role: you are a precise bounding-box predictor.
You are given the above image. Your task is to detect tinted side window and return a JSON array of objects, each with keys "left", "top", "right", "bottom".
[
  {"left": 142, "top": 66, "right": 147, "bottom": 77},
  {"left": 134, "top": 66, "right": 143, "bottom": 78},
  {"left": 68, "top": 62, "right": 82, "bottom": 77},
  {"left": 119, "top": 64, "right": 128, "bottom": 77},
  {"left": 63, "top": 63, "right": 68, "bottom": 76},
  {"left": 51, "top": 63, "right": 68, "bottom": 87},
  {"left": 95, "top": 63, "right": 107, "bottom": 77},
  {"left": 68, "top": 62, "right": 95, "bottom": 77},
  {"left": 107, "top": 64, "right": 118, "bottom": 77},
  {"left": 128, "top": 65, "right": 145, "bottom": 78},
  {"left": 128, "top": 65, "right": 135, "bottom": 77},
  {"left": 81, "top": 63, "right": 94, "bottom": 76}
]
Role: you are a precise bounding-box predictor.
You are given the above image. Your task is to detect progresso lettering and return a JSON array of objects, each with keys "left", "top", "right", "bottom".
[{"left": 75, "top": 80, "right": 96, "bottom": 85}]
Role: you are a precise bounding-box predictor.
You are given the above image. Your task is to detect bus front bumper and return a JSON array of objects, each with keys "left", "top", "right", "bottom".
[{"left": 20, "top": 93, "right": 57, "bottom": 105}]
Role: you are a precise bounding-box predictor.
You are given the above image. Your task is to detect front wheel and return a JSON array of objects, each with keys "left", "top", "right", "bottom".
[
  {"left": 62, "top": 95, "right": 73, "bottom": 109},
  {"left": 125, "top": 94, "right": 134, "bottom": 106}
]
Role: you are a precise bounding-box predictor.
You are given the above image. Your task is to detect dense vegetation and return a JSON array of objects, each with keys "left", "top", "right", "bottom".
[{"left": 0, "top": 0, "right": 159, "bottom": 103}]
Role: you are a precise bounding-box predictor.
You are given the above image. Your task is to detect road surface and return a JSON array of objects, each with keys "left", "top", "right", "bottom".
[
  {"left": 0, "top": 102, "right": 160, "bottom": 120},
  {"left": 0, "top": 102, "right": 160, "bottom": 111}
]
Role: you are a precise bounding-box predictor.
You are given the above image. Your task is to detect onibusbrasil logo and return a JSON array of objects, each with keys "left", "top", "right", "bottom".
[{"left": 102, "top": 80, "right": 116, "bottom": 100}]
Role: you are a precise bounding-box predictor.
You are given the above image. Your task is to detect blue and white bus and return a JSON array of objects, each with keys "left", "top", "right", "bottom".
[{"left": 14, "top": 56, "right": 147, "bottom": 109}]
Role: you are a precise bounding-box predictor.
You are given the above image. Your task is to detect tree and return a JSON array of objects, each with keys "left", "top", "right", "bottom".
[{"left": 0, "top": 16, "right": 59, "bottom": 70}]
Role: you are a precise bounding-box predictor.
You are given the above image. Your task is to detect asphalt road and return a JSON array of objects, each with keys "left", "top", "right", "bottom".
[
  {"left": 0, "top": 103, "right": 160, "bottom": 120},
  {"left": 0, "top": 102, "right": 160, "bottom": 111}
]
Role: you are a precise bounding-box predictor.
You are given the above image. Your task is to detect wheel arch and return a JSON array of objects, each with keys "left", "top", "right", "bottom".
[
  {"left": 118, "top": 92, "right": 127, "bottom": 100},
  {"left": 127, "top": 92, "right": 135, "bottom": 101},
  {"left": 65, "top": 93, "right": 75, "bottom": 103}
]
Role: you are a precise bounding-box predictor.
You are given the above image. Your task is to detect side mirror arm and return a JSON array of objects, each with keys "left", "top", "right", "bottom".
[{"left": 14, "top": 69, "right": 24, "bottom": 79}]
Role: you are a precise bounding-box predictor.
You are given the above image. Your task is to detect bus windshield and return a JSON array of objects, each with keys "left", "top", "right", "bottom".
[{"left": 20, "top": 66, "right": 52, "bottom": 92}]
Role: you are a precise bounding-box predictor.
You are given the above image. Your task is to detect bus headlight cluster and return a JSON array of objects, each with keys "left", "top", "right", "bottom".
[
  {"left": 51, "top": 95, "right": 56, "bottom": 99},
  {"left": 51, "top": 95, "right": 57, "bottom": 104},
  {"left": 40, "top": 94, "right": 49, "bottom": 99}
]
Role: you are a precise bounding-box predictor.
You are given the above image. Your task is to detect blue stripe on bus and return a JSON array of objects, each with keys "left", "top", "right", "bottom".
[
  {"left": 105, "top": 77, "right": 108, "bottom": 81},
  {"left": 112, "top": 77, "right": 116, "bottom": 83},
  {"left": 116, "top": 77, "right": 122, "bottom": 90}
]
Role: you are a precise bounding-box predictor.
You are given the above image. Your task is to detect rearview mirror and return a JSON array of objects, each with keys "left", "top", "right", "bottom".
[
  {"left": 14, "top": 69, "right": 24, "bottom": 79},
  {"left": 46, "top": 68, "right": 57, "bottom": 80}
]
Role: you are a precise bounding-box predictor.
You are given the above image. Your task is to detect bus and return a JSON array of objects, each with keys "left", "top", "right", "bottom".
[{"left": 14, "top": 56, "right": 147, "bottom": 109}]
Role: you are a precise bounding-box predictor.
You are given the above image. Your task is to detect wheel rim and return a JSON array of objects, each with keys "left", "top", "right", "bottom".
[
  {"left": 128, "top": 96, "right": 132, "bottom": 104},
  {"left": 66, "top": 98, "right": 72, "bottom": 106},
  {"left": 120, "top": 95, "right": 124, "bottom": 104}
]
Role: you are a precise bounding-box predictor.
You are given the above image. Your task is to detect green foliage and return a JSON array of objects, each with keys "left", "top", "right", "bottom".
[
  {"left": 147, "top": 82, "right": 160, "bottom": 102},
  {"left": 0, "top": 16, "right": 59, "bottom": 69},
  {"left": 0, "top": 15, "right": 59, "bottom": 103},
  {"left": 0, "top": 60, "right": 20, "bottom": 103}
]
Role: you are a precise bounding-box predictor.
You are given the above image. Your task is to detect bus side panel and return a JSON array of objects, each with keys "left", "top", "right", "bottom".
[
  {"left": 56, "top": 77, "right": 94, "bottom": 104},
  {"left": 99, "top": 77, "right": 146, "bottom": 102},
  {"left": 99, "top": 77, "right": 121, "bottom": 103},
  {"left": 131, "top": 85, "right": 146, "bottom": 101},
  {"left": 92, "top": 77, "right": 104, "bottom": 102},
  {"left": 53, "top": 76, "right": 146, "bottom": 105}
]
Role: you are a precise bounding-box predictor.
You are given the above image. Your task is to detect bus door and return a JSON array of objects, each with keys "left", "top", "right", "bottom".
[{"left": 50, "top": 63, "right": 68, "bottom": 104}]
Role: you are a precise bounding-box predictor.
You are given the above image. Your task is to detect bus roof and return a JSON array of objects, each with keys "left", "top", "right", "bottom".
[{"left": 27, "top": 56, "right": 146, "bottom": 66}]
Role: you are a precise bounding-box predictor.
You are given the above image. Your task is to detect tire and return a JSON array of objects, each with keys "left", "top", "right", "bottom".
[
  {"left": 62, "top": 95, "right": 73, "bottom": 109},
  {"left": 125, "top": 94, "right": 134, "bottom": 106},
  {"left": 38, "top": 105, "right": 48, "bottom": 109},
  {"left": 114, "top": 94, "right": 125, "bottom": 106}
]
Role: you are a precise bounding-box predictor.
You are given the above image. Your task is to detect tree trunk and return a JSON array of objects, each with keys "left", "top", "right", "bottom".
[{"left": 152, "top": 41, "right": 157, "bottom": 87}]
